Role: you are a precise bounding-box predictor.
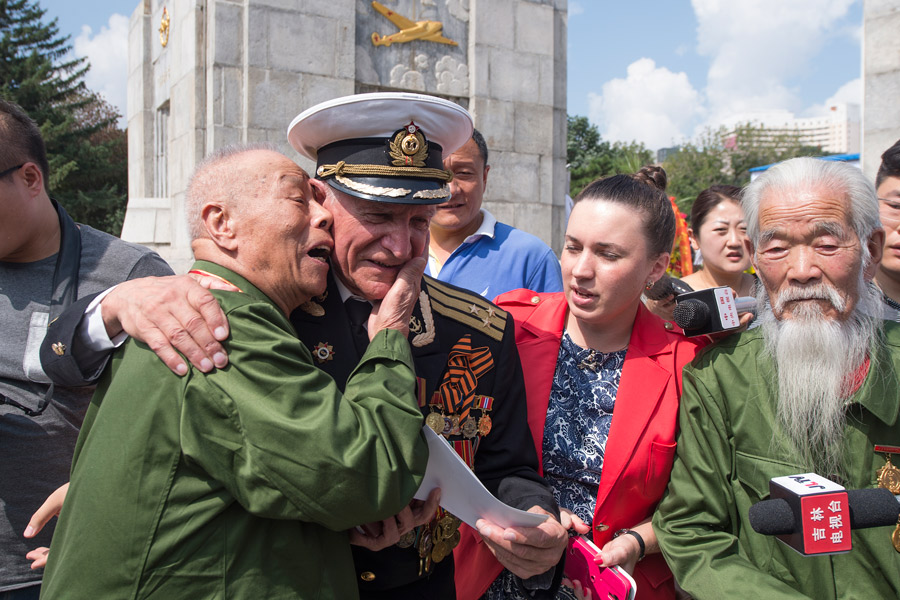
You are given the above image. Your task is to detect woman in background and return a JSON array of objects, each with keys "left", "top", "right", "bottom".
[
  {"left": 455, "top": 167, "right": 707, "bottom": 600},
  {"left": 679, "top": 185, "right": 755, "bottom": 297},
  {"left": 645, "top": 185, "right": 755, "bottom": 321}
]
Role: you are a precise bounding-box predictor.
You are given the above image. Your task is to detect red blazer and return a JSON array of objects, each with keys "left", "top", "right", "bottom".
[{"left": 453, "top": 291, "right": 705, "bottom": 600}]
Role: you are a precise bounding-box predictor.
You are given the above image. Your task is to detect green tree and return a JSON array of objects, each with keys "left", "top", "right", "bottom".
[
  {"left": 566, "top": 114, "right": 653, "bottom": 197},
  {"left": 1, "top": 0, "right": 127, "bottom": 234},
  {"left": 663, "top": 129, "right": 728, "bottom": 214}
]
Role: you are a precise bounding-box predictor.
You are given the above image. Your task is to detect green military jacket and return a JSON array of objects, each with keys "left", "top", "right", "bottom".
[
  {"left": 41, "top": 261, "right": 428, "bottom": 599},
  {"left": 654, "top": 323, "right": 900, "bottom": 600}
]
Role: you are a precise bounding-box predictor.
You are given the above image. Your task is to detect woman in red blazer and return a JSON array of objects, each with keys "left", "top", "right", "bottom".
[{"left": 454, "top": 168, "right": 707, "bottom": 600}]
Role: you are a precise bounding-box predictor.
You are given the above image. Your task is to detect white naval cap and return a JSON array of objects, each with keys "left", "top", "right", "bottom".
[{"left": 287, "top": 92, "right": 473, "bottom": 204}]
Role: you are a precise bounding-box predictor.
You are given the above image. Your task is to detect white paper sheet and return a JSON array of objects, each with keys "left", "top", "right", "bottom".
[{"left": 413, "top": 426, "right": 549, "bottom": 529}]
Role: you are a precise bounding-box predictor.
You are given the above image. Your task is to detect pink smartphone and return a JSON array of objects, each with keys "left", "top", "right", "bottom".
[{"left": 564, "top": 536, "right": 636, "bottom": 600}]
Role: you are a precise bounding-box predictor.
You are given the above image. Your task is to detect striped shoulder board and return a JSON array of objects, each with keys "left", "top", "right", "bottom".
[{"left": 423, "top": 278, "right": 508, "bottom": 342}]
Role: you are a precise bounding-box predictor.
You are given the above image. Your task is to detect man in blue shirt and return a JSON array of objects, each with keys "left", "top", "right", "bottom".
[{"left": 426, "top": 130, "right": 562, "bottom": 298}]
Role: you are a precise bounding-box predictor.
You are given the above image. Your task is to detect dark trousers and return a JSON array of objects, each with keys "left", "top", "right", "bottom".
[
  {"left": 0, "top": 585, "right": 41, "bottom": 600},
  {"left": 359, "top": 558, "right": 455, "bottom": 600}
]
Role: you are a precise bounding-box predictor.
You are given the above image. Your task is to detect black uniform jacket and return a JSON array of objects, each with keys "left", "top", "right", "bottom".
[{"left": 291, "top": 273, "right": 557, "bottom": 597}]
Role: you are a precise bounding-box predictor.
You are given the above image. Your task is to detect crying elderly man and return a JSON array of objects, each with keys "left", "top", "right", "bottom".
[{"left": 40, "top": 145, "right": 430, "bottom": 600}]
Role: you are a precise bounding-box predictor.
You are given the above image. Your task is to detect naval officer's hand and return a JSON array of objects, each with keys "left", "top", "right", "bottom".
[
  {"left": 349, "top": 488, "right": 441, "bottom": 551},
  {"left": 475, "top": 505, "right": 568, "bottom": 579}
]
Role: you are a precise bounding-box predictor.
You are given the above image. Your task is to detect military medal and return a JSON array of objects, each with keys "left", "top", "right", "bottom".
[
  {"left": 892, "top": 517, "right": 900, "bottom": 553},
  {"left": 476, "top": 395, "right": 494, "bottom": 437},
  {"left": 312, "top": 342, "right": 334, "bottom": 364},
  {"left": 397, "top": 529, "right": 416, "bottom": 549},
  {"left": 425, "top": 411, "right": 444, "bottom": 435},
  {"left": 461, "top": 417, "right": 478, "bottom": 438},
  {"left": 448, "top": 529, "right": 461, "bottom": 548},
  {"left": 875, "top": 445, "right": 900, "bottom": 494},
  {"left": 431, "top": 539, "right": 450, "bottom": 563},
  {"left": 440, "top": 514, "right": 461, "bottom": 542},
  {"left": 879, "top": 456, "right": 900, "bottom": 494},
  {"left": 449, "top": 414, "right": 461, "bottom": 435},
  {"left": 417, "top": 529, "right": 433, "bottom": 575},
  {"left": 874, "top": 445, "right": 900, "bottom": 552},
  {"left": 430, "top": 510, "right": 461, "bottom": 563}
]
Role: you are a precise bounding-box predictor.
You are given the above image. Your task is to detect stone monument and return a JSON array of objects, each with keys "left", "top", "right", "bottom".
[
  {"left": 123, "top": 0, "right": 568, "bottom": 272},
  {"left": 863, "top": 0, "right": 900, "bottom": 179}
]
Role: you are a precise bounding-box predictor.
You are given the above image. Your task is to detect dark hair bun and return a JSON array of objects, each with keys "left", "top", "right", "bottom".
[{"left": 631, "top": 165, "right": 668, "bottom": 192}]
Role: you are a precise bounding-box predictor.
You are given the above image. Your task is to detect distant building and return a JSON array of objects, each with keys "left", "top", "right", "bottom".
[
  {"left": 657, "top": 145, "right": 681, "bottom": 163},
  {"left": 721, "top": 103, "right": 860, "bottom": 155}
]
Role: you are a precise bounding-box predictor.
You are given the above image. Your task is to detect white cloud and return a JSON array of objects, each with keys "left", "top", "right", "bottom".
[
  {"left": 569, "top": 1, "right": 585, "bottom": 16},
  {"left": 691, "top": 0, "right": 856, "bottom": 126},
  {"left": 588, "top": 58, "right": 702, "bottom": 150},
  {"left": 73, "top": 14, "right": 129, "bottom": 125},
  {"left": 803, "top": 77, "right": 861, "bottom": 117},
  {"left": 826, "top": 77, "right": 862, "bottom": 106}
]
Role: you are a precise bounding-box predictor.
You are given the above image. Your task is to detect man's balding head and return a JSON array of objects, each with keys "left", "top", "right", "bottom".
[
  {"left": 186, "top": 144, "right": 279, "bottom": 241},
  {"left": 186, "top": 144, "right": 334, "bottom": 315}
]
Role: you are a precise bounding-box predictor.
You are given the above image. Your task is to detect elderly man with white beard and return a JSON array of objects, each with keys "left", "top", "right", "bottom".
[{"left": 653, "top": 157, "right": 900, "bottom": 599}]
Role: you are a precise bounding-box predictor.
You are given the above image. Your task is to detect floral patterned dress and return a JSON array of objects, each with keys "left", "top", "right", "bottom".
[{"left": 484, "top": 331, "right": 626, "bottom": 600}]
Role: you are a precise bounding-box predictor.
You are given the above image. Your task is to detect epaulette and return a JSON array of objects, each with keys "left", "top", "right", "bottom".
[{"left": 424, "top": 278, "right": 508, "bottom": 341}]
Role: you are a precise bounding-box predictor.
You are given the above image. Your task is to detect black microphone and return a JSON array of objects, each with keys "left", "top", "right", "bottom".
[
  {"left": 747, "top": 473, "right": 900, "bottom": 556},
  {"left": 672, "top": 287, "right": 756, "bottom": 336},
  {"left": 750, "top": 488, "right": 900, "bottom": 534},
  {"left": 643, "top": 274, "right": 693, "bottom": 301}
]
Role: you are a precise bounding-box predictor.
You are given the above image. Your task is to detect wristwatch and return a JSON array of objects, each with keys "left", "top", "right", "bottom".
[{"left": 614, "top": 528, "right": 645, "bottom": 561}]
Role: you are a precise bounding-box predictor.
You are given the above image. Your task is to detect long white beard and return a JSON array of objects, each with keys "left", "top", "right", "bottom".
[{"left": 758, "top": 276, "right": 884, "bottom": 481}]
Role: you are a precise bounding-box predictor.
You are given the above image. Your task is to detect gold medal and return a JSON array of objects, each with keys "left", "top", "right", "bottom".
[
  {"left": 461, "top": 417, "right": 478, "bottom": 438},
  {"left": 425, "top": 412, "right": 444, "bottom": 435},
  {"left": 878, "top": 455, "right": 900, "bottom": 494},
  {"left": 892, "top": 520, "right": 900, "bottom": 553},
  {"left": 438, "top": 514, "right": 455, "bottom": 535},
  {"left": 448, "top": 529, "right": 461, "bottom": 549},
  {"left": 444, "top": 518, "right": 461, "bottom": 542},
  {"left": 478, "top": 415, "right": 492, "bottom": 436},
  {"left": 431, "top": 539, "right": 450, "bottom": 563}
]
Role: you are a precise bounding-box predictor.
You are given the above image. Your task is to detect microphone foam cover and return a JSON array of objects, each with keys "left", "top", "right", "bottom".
[
  {"left": 749, "top": 498, "right": 794, "bottom": 535},
  {"left": 673, "top": 299, "right": 711, "bottom": 331},
  {"left": 847, "top": 488, "right": 900, "bottom": 529}
]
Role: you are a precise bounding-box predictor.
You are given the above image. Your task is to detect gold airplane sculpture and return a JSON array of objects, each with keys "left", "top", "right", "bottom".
[{"left": 370, "top": 1, "right": 458, "bottom": 47}]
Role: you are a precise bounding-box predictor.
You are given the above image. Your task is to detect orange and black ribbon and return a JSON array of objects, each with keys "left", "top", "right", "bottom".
[{"left": 437, "top": 335, "right": 494, "bottom": 422}]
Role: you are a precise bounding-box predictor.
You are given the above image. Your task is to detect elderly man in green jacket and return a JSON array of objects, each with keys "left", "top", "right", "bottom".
[
  {"left": 654, "top": 157, "right": 900, "bottom": 599},
  {"left": 40, "top": 145, "right": 430, "bottom": 599}
]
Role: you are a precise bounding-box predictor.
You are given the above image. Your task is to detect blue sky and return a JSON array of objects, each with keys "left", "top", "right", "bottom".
[{"left": 38, "top": 0, "right": 863, "bottom": 151}]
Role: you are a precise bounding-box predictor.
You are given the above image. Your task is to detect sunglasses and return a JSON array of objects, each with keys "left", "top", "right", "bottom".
[{"left": 0, "top": 163, "right": 25, "bottom": 179}]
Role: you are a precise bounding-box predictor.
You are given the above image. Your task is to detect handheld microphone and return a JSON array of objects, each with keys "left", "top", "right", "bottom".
[
  {"left": 672, "top": 287, "right": 756, "bottom": 336},
  {"left": 747, "top": 473, "right": 900, "bottom": 556},
  {"left": 643, "top": 275, "right": 693, "bottom": 301}
]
